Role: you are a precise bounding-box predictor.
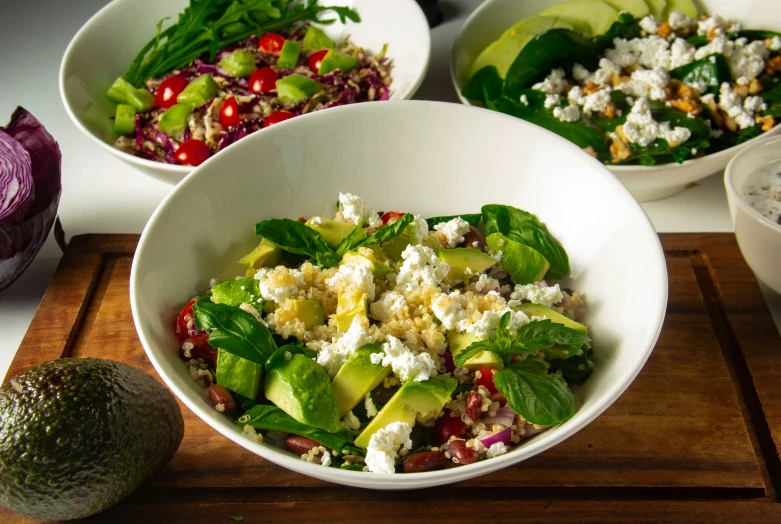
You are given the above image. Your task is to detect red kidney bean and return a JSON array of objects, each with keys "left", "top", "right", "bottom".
[
  {"left": 179, "top": 334, "right": 218, "bottom": 368},
  {"left": 465, "top": 391, "right": 483, "bottom": 421},
  {"left": 207, "top": 384, "right": 236, "bottom": 415},
  {"left": 489, "top": 392, "right": 508, "bottom": 407},
  {"left": 445, "top": 439, "right": 479, "bottom": 465},
  {"left": 403, "top": 451, "right": 449, "bottom": 472},
  {"left": 460, "top": 226, "right": 486, "bottom": 251},
  {"left": 285, "top": 435, "right": 320, "bottom": 455}
]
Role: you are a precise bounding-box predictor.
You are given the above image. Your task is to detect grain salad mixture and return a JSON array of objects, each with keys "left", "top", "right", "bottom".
[{"left": 174, "top": 193, "right": 594, "bottom": 474}]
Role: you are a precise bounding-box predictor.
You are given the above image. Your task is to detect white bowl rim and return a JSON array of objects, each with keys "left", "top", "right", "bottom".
[
  {"left": 130, "top": 100, "right": 668, "bottom": 487},
  {"left": 725, "top": 133, "right": 781, "bottom": 233},
  {"left": 59, "top": 0, "right": 431, "bottom": 178}
]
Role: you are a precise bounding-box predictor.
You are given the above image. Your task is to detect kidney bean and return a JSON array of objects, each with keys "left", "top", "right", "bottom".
[
  {"left": 403, "top": 451, "right": 449, "bottom": 473},
  {"left": 285, "top": 435, "right": 321, "bottom": 455},
  {"left": 445, "top": 439, "right": 479, "bottom": 465},
  {"left": 489, "top": 392, "right": 508, "bottom": 406},
  {"left": 179, "top": 334, "right": 218, "bottom": 368},
  {"left": 465, "top": 391, "right": 483, "bottom": 421},
  {"left": 207, "top": 384, "right": 236, "bottom": 415},
  {"left": 460, "top": 226, "right": 486, "bottom": 251}
]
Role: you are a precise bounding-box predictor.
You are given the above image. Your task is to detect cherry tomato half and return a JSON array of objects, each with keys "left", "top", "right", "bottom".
[
  {"left": 307, "top": 49, "right": 329, "bottom": 74},
  {"left": 259, "top": 33, "right": 286, "bottom": 54},
  {"left": 156, "top": 75, "right": 189, "bottom": 109},
  {"left": 175, "top": 298, "right": 197, "bottom": 343},
  {"left": 262, "top": 110, "right": 294, "bottom": 128},
  {"left": 381, "top": 211, "right": 406, "bottom": 225},
  {"left": 475, "top": 366, "right": 499, "bottom": 395},
  {"left": 433, "top": 410, "right": 466, "bottom": 444},
  {"left": 249, "top": 67, "right": 279, "bottom": 94},
  {"left": 174, "top": 139, "right": 210, "bottom": 166},
  {"left": 219, "top": 96, "right": 241, "bottom": 128}
]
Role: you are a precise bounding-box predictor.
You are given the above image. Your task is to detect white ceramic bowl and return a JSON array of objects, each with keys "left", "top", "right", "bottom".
[
  {"left": 59, "top": 0, "right": 430, "bottom": 186},
  {"left": 451, "top": 0, "right": 781, "bottom": 202},
  {"left": 725, "top": 134, "right": 781, "bottom": 295},
  {"left": 130, "top": 101, "right": 667, "bottom": 489}
]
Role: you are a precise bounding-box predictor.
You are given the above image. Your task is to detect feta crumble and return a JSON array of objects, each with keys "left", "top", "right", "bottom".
[
  {"left": 365, "top": 392, "right": 378, "bottom": 418},
  {"left": 370, "top": 336, "right": 437, "bottom": 382},
  {"left": 370, "top": 291, "right": 408, "bottom": 322},
  {"left": 622, "top": 97, "right": 691, "bottom": 147},
  {"left": 408, "top": 215, "right": 430, "bottom": 244},
  {"left": 639, "top": 15, "right": 658, "bottom": 35},
  {"left": 697, "top": 15, "right": 724, "bottom": 37},
  {"left": 718, "top": 82, "right": 756, "bottom": 129},
  {"left": 616, "top": 67, "right": 670, "bottom": 101},
  {"left": 308, "top": 216, "right": 325, "bottom": 226},
  {"left": 433, "top": 217, "right": 471, "bottom": 248},
  {"left": 532, "top": 68, "right": 568, "bottom": 94},
  {"left": 395, "top": 244, "right": 451, "bottom": 293},
  {"left": 544, "top": 93, "right": 561, "bottom": 109},
  {"left": 553, "top": 104, "right": 581, "bottom": 122},
  {"left": 431, "top": 292, "right": 467, "bottom": 330},
  {"left": 328, "top": 263, "right": 376, "bottom": 301},
  {"left": 342, "top": 410, "right": 361, "bottom": 431},
  {"left": 485, "top": 441, "right": 508, "bottom": 459},
  {"left": 316, "top": 316, "right": 373, "bottom": 377},
  {"left": 256, "top": 267, "right": 306, "bottom": 303},
  {"left": 338, "top": 192, "right": 383, "bottom": 228},
  {"left": 508, "top": 283, "right": 563, "bottom": 308},
  {"left": 769, "top": 36, "right": 781, "bottom": 51},
  {"left": 519, "top": 94, "right": 529, "bottom": 106},
  {"left": 728, "top": 40, "right": 769, "bottom": 81},
  {"left": 320, "top": 450, "right": 332, "bottom": 467},
  {"left": 668, "top": 11, "right": 696, "bottom": 31},
  {"left": 461, "top": 307, "right": 530, "bottom": 339},
  {"left": 365, "top": 421, "right": 413, "bottom": 474}
]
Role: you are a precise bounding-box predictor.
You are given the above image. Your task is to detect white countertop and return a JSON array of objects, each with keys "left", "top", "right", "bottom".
[{"left": 1, "top": 0, "right": 779, "bottom": 380}]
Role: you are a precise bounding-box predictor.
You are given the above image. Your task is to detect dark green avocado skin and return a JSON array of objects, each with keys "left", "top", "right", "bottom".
[{"left": 0, "top": 358, "right": 184, "bottom": 520}]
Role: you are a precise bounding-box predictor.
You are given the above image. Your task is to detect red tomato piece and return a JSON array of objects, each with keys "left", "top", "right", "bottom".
[
  {"left": 248, "top": 67, "right": 278, "bottom": 94},
  {"left": 380, "top": 211, "right": 406, "bottom": 224},
  {"left": 175, "top": 299, "right": 197, "bottom": 343},
  {"left": 174, "top": 139, "right": 211, "bottom": 166},
  {"left": 219, "top": 96, "right": 241, "bottom": 128},
  {"left": 307, "top": 49, "right": 329, "bottom": 74},
  {"left": 475, "top": 366, "right": 499, "bottom": 395},
  {"left": 433, "top": 410, "right": 466, "bottom": 444},
  {"left": 262, "top": 110, "right": 294, "bottom": 128},
  {"left": 155, "top": 75, "right": 189, "bottom": 109},
  {"left": 259, "top": 33, "right": 286, "bottom": 54}
]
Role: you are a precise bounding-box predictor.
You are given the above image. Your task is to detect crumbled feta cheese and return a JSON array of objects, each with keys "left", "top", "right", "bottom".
[
  {"left": 718, "top": 82, "right": 756, "bottom": 129},
  {"left": 694, "top": 35, "right": 734, "bottom": 60},
  {"left": 553, "top": 104, "right": 581, "bottom": 122},
  {"left": 622, "top": 97, "right": 692, "bottom": 147},
  {"left": 328, "top": 263, "right": 375, "bottom": 301},
  {"left": 239, "top": 303, "right": 264, "bottom": 323},
  {"left": 532, "top": 68, "right": 568, "bottom": 94},
  {"left": 431, "top": 292, "right": 467, "bottom": 330},
  {"left": 433, "top": 217, "right": 471, "bottom": 248},
  {"left": 308, "top": 216, "right": 325, "bottom": 226},
  {"left": 769, "top": 36, "right": 781, "bottom": 51},
  {"left": 697, "top": 15, "right": 724, "bottom": 37},
  {"left": 395, "top": 245, "right": 451, "bottom": 293},
  {"left": 607, "top": 35, "right": 672, "bottom": 70},
  {"left": 370, "top": 336, "right": 437, "bottom": 382},
  {"left": 617, "top": 67, "right": 670, "bottom": 101},
  {"left": 737, "top": 76, "right": 749, "bottom": 85},
  {"left": 320, "top": 450, "right": 332, "bottom": 467},
  {"left": 572, "top": 63, "right": 591, "bottom": 83},
  {"left": 473, "top": 274, "right": 497, "bottom": 293},
  {"left": 209, "top": 277, "right": 220, "bottom": 287},
  {"left": 342, "top": 410, "right": 361, "bottom": 431},
  {"left": 544, "top": 93, "right": 561, "bottom": 109},
  {"left": 370, "top": 290, "right": 408, "bottom": 322},
  {"left": 728, "top": 40, "right": 769, "bottom": 81},
  {"left": 316, "top": 316, "right": 373, "bottom": 377},
  {"left": 365, "top": 421, "right": 413, "bottom": 474},
  {"left": 408, "top": 215, "right": 429, "bottom": 244},
  {"left": 256, "top": 267, "right": 305, "bottom": 303},
  {"left": 744, "top": 95, "right": 767, "bottom": 113},
  {"left": 567, "top": 86, "right": 583, "bottom": 104},
  {"left": 485, "top": 441, "right": 508, "bottom": 459},
  {"left": 668, "top": 11, "right": 696, "bottom": 30},
  {"left": 735, "top": 37, "right": 748, "bottom": 48},
  {"left": 508, "top": 283, "right": 563, "bottom": 308},
  {"left": 460, "top": 307, "right": 530, "bottom": 339},
  {"left": 593, "top": 58, "right": 621, "bottom": 87},
  {"left": 581, "top": 89, "right": 612, "bottom": 116},
  {"left": 365, "top": 392, "right": 378, "bottom": 418},
  {"left": 338, "top": 192, "right": 383, "bottom": 228},
  {"left": 670, "top": 38, "right": 696, "bottom": 69},
  {"left": 639, "top": 15, "right": 658, "bottom": 34},
  {"left": 519, "top": 94, "right": 529, "bottom": 106}
]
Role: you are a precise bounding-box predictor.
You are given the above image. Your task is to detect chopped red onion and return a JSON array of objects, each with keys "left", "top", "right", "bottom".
[
  {"left": 480, "top": 426, "right": 512, "bottom": 448},
  {"left": 481, "top": 406, "right": 516, "bottom": 427}
]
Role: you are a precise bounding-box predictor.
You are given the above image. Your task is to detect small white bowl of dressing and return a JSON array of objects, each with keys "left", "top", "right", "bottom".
[{"left": 725, "top": 134, "right": 781, "bottom": 295}]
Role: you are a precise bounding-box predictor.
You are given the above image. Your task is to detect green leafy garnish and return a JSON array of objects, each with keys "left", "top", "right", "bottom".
[
  {"left": 210, "top": 278, "right": 262, "bottom": 309},
  {"left": 670, "top": 54, "right": 731, "bottom": 95},
  {"left": 425, "top": 213, "right": 481, "bottom": 229},
  {"left": 494, "top": 364, "right": 576, "bottom": 426},
  {"left": 353, "top": 213, "right": 414, "bottom": 248}
]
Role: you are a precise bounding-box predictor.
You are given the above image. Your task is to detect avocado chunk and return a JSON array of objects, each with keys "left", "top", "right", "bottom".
[
  {"left": 303, "top": 25, "right": 335, "bottom": 51},
  {"left": 447, "top": 331, "right": 504, "bottom": 370},
  {"left": 305, "top": 216, "right": 366, "bottom": 247},
  {"left": 540, "top": 0, "right": 620, "bottom": 36},
  {"left": 332, "top": 343, "right": 391, "bottom": 417},
  {"left": 602, "top": 0, "right": 649, "bottom": 18},
  {"left": 265, "top": 353, "right": 341, "bottom": 432},
  {"left": 0, "top": 358, "right": 183, "bottom": 520},
  {"left": 159, "top": 103, "right": 194, "bottom": 138},
  {"left": 354, "top": 375, "right": 457, "bottom": 448},
  {"left": 437, "top": 247, "right": 498, "bottom": 281},
  {"left": 645, "top": 0, "right": 667, "bottom": 18},
  {"left": 335, "top": 288, "right": 367, "bottom": 332},
  {"left": 210, "top": 278, "right": 262, "bottom": 308},
  {"left": 177, "top": 74, "right": 219, "bottom": 107},
  {"left": 275, "top": 74, "right": 321, "bottom": 103},
  {"left": 219, "top": 50, "right": 258, "bottom": 77},
  {"left": 513, "top": 303, "right": 587, "bottom": 333},
  {"left": 380, "top": 234, "right": 411, "bottom": 262},
  {"left": 288, "top": 298, "right": 325, "bottom": 328},
  {"left": 238, "top": 238, "right": 281, "bottom": 276},
  {"left": 486, "top": 232, "right": 549, "bottom": 285},
  {"left": 664, "top": 0, "right": 697, "bottom": 17},
  {"left": 342, "top": 248, "right": 394, "bottom": 277},
  {"left": 278, "top": 40, "right": 301, "bottom": 69},
  {"left": 217, "top": 348, "right": 263, "bottom": 399},
  {"left": 318, "top": 49, "right": 359, "bottom": 75}
]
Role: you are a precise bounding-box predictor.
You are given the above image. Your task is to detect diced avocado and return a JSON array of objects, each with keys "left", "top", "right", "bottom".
[
  {"left": 303, "top": 25, "right": 335, "bottom": 51},
  {"left": 177, "top": 74, "right": 219, "bottom": 107},
  {"left": 216, "top": 348, "right": 263, "bottom": 399},
  {"left": 276, "top": 74, "right": 321, "bottom": 103},
  {"left": 265, "top": 353, "right": 341, "bottom": 432},
  {"left": 447, "top": 331, "right": 504, "bottom": 370},
  {"left": 238, "top": 238, "right": 281, "bottom": 276},
  {"left": 663, "top": 0, "right": 697, "bottom": 18},
  {"left": 486, "top": 232, "right": 549, "bottom": 285},
  {"left": 219, "top": 50, "right": 258, "bottom": 77},
  {"left": 210, "top": 278, "right": 261, "bottom": 308},
  {"left": 288, "top": 299, "right": 325, "bottom": 329},
  {"left": 645, "top": 0, "right": 667, "bottom": 18},
  {"left": 602, "top": 0, "right": 649, "bottom": 18},
  {"left": 106, "top": 76, "right": 155, "bottom": 111},
  {"left": 332, "top": 343, "right": 391, "bottom": 417},
  {"left": 513, "top": 303, "right": 587, "bottom": 333},
  {"left": 354, "top": 375, "right": 457, "bottom": 448},
  {"left": 335, "top": 288, "right": 366, "bottom": 332},
  {"left": 278, "top": 40, "right": 301, "bottom": 69},
  {"left": 342, "top": 249, "right": 394, "bottom": 278},
  {"left": 158, "top": 103, "right": 193, "bottom": 138},
  {"left": 305, "top": 217, "right": 365, "bottom": 247},
  {"left": 318, "top": 50, "right": 359, "bottom": 76},
  {"left": 437, "top": 248, "right": 497, "bottom": 281},
  {"left": 114, "top": 104, "right": 136, "bottom": 135},
  {"left": 381, "top": 234, "right": 411, "bottom": 262},
  {"left": 540, "top": 0, "right": 620, "bottom": 36}
]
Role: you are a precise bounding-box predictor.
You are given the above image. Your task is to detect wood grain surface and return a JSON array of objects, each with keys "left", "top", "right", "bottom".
[{"left": 2, "top": 233, "right": 781, "bottom": 523}]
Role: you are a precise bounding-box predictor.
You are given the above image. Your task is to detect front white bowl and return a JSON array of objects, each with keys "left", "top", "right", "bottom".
[
  {"left": 130, "top": 100, "right": 667, "bottom": 489},
  {"left": 451, "top": 0, "right": 781, "bottom": 202},
  {"left": 59, "top": 0, "right": 430, "bottom": 186},
  {"left": 725, "top": 134, "right": 781, "bottom": 295}
]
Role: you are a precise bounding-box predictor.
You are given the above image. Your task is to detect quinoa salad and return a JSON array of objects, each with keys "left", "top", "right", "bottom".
[
  {"left": 463, "top": 0, "right": 781, "bottom": 166},
  {"left": 175, "top": 193, "right": 593, "bottom": 474}
]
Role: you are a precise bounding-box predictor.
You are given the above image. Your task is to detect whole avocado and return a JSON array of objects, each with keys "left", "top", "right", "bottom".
[{"left": 0, "top": 358, "right": 184, "bottom": 520}]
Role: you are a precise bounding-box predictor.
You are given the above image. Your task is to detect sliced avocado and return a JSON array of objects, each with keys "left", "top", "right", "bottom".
[
  {"left": 303, "top": 25, "right": 335, "bottom": 51},
  {"left": 158, "top": 103, "right": 193, "bottom": 138},
  {"left": 335, "top": 288, "right": 367, "bottom": 332},
  {"left": 238, "top": 238, "right": 281, "bottom": 277},
  {"left": 332, "top": 343, "right": 391, "bottom": 417},
  {"left": 210, "top": 278, "right": 262, "bottom": 308},
  {"left": 447, "top": 331, "right": 504, "bottom": 370},
  {"left": 219, "top": 50, "right": 257, "bottom": 77},
  {"left": 288, "top": 299, "right": 325, "bottom": 329},
  {"left": 663, "top": 0, "right": 697, "bottom": 18},
  {"left": 278, "top": 40, "right": 301, "bottom": 69},
  {"left": 275, "top": 74, "right": 321, "bottom": 103},
  {"left": 486, "top": 232, "right": 549, "bottom": 285},
  {"left": 265, "top": 353, "right": 340, "bottom": 432},
  {"left": 305, "top": 217, "right": 365, "bottom": 247},
  {"left": 354, "top": 375, "right": 457, "bottom": 448},
  {"left": 342, "top": 249, "right": 394, "bottom": 277},
  {"left": 318, "top": 50, "right": 359, "bottom": 76},
  {"left": 501, "top": 15, "right": 575, "bottom": 38},
  {"left": 602, "top": 0, "right": 650, "bottom": 18},
  {"left": 513, "top": 303, "right": 587, "bottom": 333},
  {"left": 216, "top": 348, "right": 263, "bottom": 399},
  {"left": 540, "top": 0, "right": 620, "bottom": 36},
  {"left": 645, "top": 0, "right": 667, "bottom": 18},
  {"left": 471, "top": 33, "right": 535, "bottom": 83},
  {"left": 177, "top": 74, "right": 219, "bottom": 107},
  {"left": 381, "top": 234, "right": 411, "bottom": 262},
  {"left": 437, "top": 248, "right": 497, "bottom": 281}
]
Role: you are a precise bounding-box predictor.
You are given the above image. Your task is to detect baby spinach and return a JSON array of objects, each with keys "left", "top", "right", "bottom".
[
  {"left": 670, "top": 54, "right": 730, "bottom": 95},
  {"left": 494, "top": 364, "right": 576, "bottom": 426},
  {"left": 738, "top": 29, "right": 781, "bottom": 41},
  {"left": 480, "top": 203, "right": 570, "bottom": 279},
  {"left": 593, "top": 12, "right": 641, "bottom": 47},
  {"left": 425, "top": 213, "right": 481, "bottom": 229},
  {"left": 461, "top": 65, "right": 504, "bottom": 106}
]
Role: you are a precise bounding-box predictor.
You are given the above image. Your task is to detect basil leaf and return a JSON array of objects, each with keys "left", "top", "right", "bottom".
[
  {"left": 462, "top": 65, "right": 503, "bottom": 106},
  {"left": 480, "top": 204, "right": 570, "bottom": 279},
  {"left": 509, "top": 358, "right": 549, "bottom": 374},
  {"left": 192, "top": 298, "right": 277, "bottom": 365},
  {"left": 237, "top": 404, "right": 356, "bottom": 452},
  {"left": 425, "top": 214, "right": 481, "bottom": 229},
  {"left": 210, "top": 278, "right": 262, "bottom": 308},
  {"left": 453, "top": 340, "right": 497, "bottom": 368},
  {"left": 254, "top": 218, "right": 333, "bottom": 258},
  {"left": 494, "top": 367, "right": 575, "bottom": 426},
  {"left": 515, "top": 319, "right": 590, "bottom": 352},
  {"left": 335, "top": 221, "right": 366, "bottom": 257},
  {"left": 670, "top": 54, "right": 730, "bottom": 95},
  {"left": 354, "top": 213, "right": 414, "bottom": 248}
]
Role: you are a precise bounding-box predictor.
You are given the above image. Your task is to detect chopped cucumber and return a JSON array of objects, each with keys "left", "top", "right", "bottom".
[
  {"left": 302, "top": 25, "right": 335, "bottom": 51},
  {"left": 114, "top": 104, "right": 136, "bottom": 135},
  {"left": 219, "top": 50, "right": 257, "bottom": 78},
  {"left": 278, "top": 40, "right": 301, "bottom": 69},
  {"left": 159, "top": 103, "right": 193, "bottom": 137},
  {"left": 177, "top": 74, "right": 219, "bottom": 107}
]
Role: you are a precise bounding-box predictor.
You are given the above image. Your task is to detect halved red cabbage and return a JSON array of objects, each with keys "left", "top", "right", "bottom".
[
  {"left": 0, "top": 130, "right": 33, "bottom": 221},
  {"left": 0, "top": 107, "right": 62, "bottom": 292}
]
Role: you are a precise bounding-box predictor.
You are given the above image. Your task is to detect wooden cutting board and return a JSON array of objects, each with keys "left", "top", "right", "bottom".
[{"left": 3, "top": 233, "right": 781, "bottom": 523}]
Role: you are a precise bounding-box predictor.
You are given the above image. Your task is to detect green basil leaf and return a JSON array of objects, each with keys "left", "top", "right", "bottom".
[
  {"left": 462, "top": 65, "right": 503, "bottom": 106},
  {"left": 670, "top": 54, "right": 731, "bottom": 95},
  {"left": 494, "top": 367, "right": 575, "bottom": 426},
  {"left": 453, "top": 340, "right": 497, "bottom": 368},
  {"left": 210, "top": 278, "right": 262, "bottom": 308},
  {"left": 515, "top": 319, "right": 590, "bottom": 352},
  {"left": 425, "top": 214, "right": 481, "bottom": 229},
  {"left": 255, "top": 218, "right": 334, "bottom": 258},
  {"left": 335, "top": 221, "right": 367, "bottom": 257},
  {"left": 354, "top": 213, "right": 414, "bottom": 248},
  {"left": 549, "top": 346, "right": 594, "bottom": 385}
]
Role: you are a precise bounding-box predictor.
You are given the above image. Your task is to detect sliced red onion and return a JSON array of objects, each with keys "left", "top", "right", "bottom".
[
  {"left": 481, "top": 406, "right": 516, "bottom": 427},
  {"left": 0, "top": 130, "right": 33, "bottom": 221},
  {"left": 480, "top": 426, "right": 512, "bottom": 448},
  {"left": 442, "top": 351, "right": 456, "bottom": 373}
]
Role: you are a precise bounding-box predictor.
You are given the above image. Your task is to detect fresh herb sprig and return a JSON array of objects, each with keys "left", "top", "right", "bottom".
[{"left": 126, "top": 0, "right": 360, "bottom": 87}]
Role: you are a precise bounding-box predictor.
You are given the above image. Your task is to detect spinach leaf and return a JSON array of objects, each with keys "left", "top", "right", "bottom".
[
  {"left": 461, "top": 65, "right": 503, "bottom": 106},
  {"left": 685, "top": 34, "right": 708, "bottom": 47},
  {"left": 480, "top": 203, "right": 570, "bottom": 280},
  {"left": 238, "top": 404, "right": 356, "bottom": 452},
  {"left": 353, "top": 213, "right": 414, "bottom": 248},
  {"left": 210, "top": 278, "right": 262, "bottom": 308},
  {"left": 494, "top": 366, "right": 575, "bottom": 426},
  {"left": 192, "top": 297, "right": 277, "bottom": 365},
  {"left": 425, "top": 214, "right": 481, "bottom": 229},
  {"left": 593, "top": 12, "right": 642, "bottom": 47},
  {"left": 550, "top": 345, "right": 594, "bottom": 385},
  {"left": 670, "top": 54, "right": 730, "bottom": 95},
  {"left": 738, "top": 29, "right": 781, "bottom": 41}
]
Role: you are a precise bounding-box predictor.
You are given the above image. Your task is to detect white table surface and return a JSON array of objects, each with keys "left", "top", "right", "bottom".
[{"left": 1, "top": 0, "right": 779, "bottom": 380}]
